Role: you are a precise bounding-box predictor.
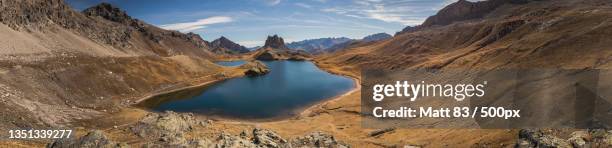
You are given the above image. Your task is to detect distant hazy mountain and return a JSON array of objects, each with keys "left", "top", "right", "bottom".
[
  {"left": 287, "top": 37, "right": 353, "bottom": 54},
  {"left": 247, "top": 46, "right": 261, "bottom": 51},
  {"left": 362, "top": 33, "right": 392, "bottom": 42}
]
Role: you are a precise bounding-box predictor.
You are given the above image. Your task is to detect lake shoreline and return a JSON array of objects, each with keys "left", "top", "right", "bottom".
[
  {"left": 130, "top": 60, "right": 359, "bottom": 124},
  {"left": 205, "top": 60, "right": 361, "bottom": 124}
]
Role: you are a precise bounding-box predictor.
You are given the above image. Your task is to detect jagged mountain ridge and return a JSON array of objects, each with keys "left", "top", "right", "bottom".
[
  {"left": 286, "top": 37, "right": 352, "bottom": 54},
  {"left": 0, "top": 0, "right": 214, "bottom": 57},
  {"left": 362, "top": 33, "right": 391, "bottom": 42},
  {"left": 395, "top": 0, "right": 533, "bottom": 36},
  {"left": 321, "top": 0, "right": 612, "bottom": 70},
  {"left": 209, "top": 36, "right": 250, "bottom": 54},
  {"left": 287, "top": 33, "right": 392, "bottom": 54}
]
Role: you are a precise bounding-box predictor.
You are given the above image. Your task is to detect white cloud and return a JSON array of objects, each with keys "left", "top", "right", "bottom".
[
  {"left": 160, "top": 16, "right": 233, "bottom": 32},
  {"left": 363, "top": 4, "right": 422, "bottom": 25},
  {"left": 319, "top": 0, "right": 457, "bottom": 25},
  {"left": 237, "top": 40, "right": 264, "bottom": 47},
  {"left": 265, "top": 0, "right": 281, "bottom": 6},
  {"left": 294, "top": 3, "right": 312, "bottom": 9}
]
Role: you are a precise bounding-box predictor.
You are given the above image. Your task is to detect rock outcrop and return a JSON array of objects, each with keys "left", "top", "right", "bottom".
[
  {"left": 253, "top": 128, "right": 290, "bottom": 147},
  {"left": 131, "top": 111, "right": 207, "bottom": 138},
  {"left": 210, "top": 36, "right": 250, "bottom": 54},
  {"left": 263, "top": 35, "right": 290, "bottom": 50},
  {"left": 291, "top": 131, "right": 350, "bottom": 148},
  {"left": 253, "top": 35, "right": 312, "bottom": 60},
  {"left": 82, "top": 3, "right": 134, "bottom": 25},
  {"left": 48, "top": 112, "right": 350, "bottom": 147},
  {"left": 47, "top": 130, "right": 128, "bottom": 148},
  {"left": 516, "top": 129, "right": 612, "bottom": 147},
  {"left": 240, "top": 60, "right": 270, "bottom": 76}
]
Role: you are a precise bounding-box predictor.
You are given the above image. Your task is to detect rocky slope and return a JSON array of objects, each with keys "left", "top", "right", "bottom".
[
  {"left": 321, "top": 0, "right": 612, "bottom": 70},
  {"left": 48, "top": 111, "right": 350, "bottom": 147},
  {"left": 209, "top": 36, "right": 250, "bottom": 54},
  {"left": 286, "top": 37, "right": 352, "bottom": 54},
  {"left": 252, "top": 35, "right": 311, "bottom": 61},
  {"left": 318, "top": 0, "right": 612, "bottom": 146},
  {"left": 0, "top": 0, "right": 227, "bottom": 131}
]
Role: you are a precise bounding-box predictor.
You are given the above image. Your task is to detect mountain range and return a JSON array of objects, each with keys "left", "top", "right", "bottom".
[
  {"left": 286, "top": 32, "right": 391, "bottom": 54},
  {"left": 286, "top": 37, "right": 352, "bottom": 54}
]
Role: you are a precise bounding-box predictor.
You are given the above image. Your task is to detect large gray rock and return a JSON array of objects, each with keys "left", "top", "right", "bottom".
[
  {"left": 253, "top": 128, "right": 289, "bottom": 148},
  {"left": 131, "top": 111, "right": 207, "bottom": 138},
  {"left": 215, "top": 132, "right": 258, "bottom": 148},
  {"left": 291, "top": 131, "right": 350, "bottom": 148}
]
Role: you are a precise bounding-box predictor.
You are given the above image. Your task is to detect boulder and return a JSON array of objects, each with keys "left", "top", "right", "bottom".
[
  {"left": 215, "top": 132, "right": 257, "bottom": 148},
  {"left": 253, "top": 128, "right": 289, "bottom": 147},
  {"left": 291, "top": 131, "right": 350, "bottom": 148},
  {"left": 131, "top": 111, "right": 207, "bottom": 138}
]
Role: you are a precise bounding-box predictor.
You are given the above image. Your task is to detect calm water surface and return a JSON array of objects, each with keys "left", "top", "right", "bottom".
[
  {"left": 215, "top": 61, "right": 246, "bottom": 66},
  {"left": 139, "top": 61, "right": 354, "bottom": 120}
]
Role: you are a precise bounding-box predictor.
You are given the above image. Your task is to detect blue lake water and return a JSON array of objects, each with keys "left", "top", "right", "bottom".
[
  {"left": 215, "top": 61, "right": 246, "bottom": 66},
  {"left": 139, "top": 61, "right": 354, "bottom": 120}
]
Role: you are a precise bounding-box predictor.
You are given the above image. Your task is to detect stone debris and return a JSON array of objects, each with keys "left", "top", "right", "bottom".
[
  {"left": 131, "top": 111, "right": 207, "bottom": 138},
  {"left": 48, "top": 110, "right": 351, "bottom": 148},
  {"left": 47, "top": 130, "right": 128, "bottom": 148},
  {"left": 253, "top": 128, "right": 289, "bottom": 147},
  {"left": 516, "top": 129, "right": 612, "bottom": 148},
  {"left": 291, "top": 131, "right": 350, "bottom": 148}
]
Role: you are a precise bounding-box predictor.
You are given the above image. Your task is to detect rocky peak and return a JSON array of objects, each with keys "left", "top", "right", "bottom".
[
  {"left": 422, "top": 0, "right": 530, "bottom": 27},
  {"left": 263, "top": 35, "right": 289, "bottom": 50},
  {"left": 0, "top": 0, "right": 78, "bottom": 30},
  {"left": 83, "top": 3, "right": 133, "bottom": 24},
  {"left": 185, "top": 32, "right": 209, "bottom": 48},
  {"left": 362, "top": 33, "right": 392, "bottom": 42},
  {"left": 395, "top": 26, "right": 418, "bottom": 36},
  {"left": 211, "top": 36, "right": 249, "bottom": 53}
]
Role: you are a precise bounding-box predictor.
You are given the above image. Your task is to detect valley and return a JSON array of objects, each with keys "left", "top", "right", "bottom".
[{"left": 1, "top": 0, "right": 611, "bottom": 147}]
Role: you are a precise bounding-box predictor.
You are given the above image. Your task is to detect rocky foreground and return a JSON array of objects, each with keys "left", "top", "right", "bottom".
[{"left": 47, "top": 111, "right": 349, "bottom": 148}]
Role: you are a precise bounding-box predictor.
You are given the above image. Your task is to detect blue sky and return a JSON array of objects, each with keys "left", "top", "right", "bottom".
[{"left": 67, "top": 0, "right": 459, "bottom": 47}]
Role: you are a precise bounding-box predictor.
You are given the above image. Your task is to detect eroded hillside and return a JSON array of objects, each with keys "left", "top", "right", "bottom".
[
  {"left": 0, "top": 0, "right": 228, "bottom": 130},
  {"left": 320, "top": 0, "right": 612, "bottom": 72}
]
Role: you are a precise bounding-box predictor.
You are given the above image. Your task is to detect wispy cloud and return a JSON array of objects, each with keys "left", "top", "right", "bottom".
[
  {"left": 311, "top": 0, "right": 326, "bottom": 3},
  {"left": 264, "top": 0, "right": 281, "bottom": 6},
  {"left": 160, "top": 16, "right": 233, "bottom": 32},
  {"left": 320, "top": 0, "right": 447, "bottom": 25},
  {"left": 294, "top": 3, "right": 312, "bottom": 9}
]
